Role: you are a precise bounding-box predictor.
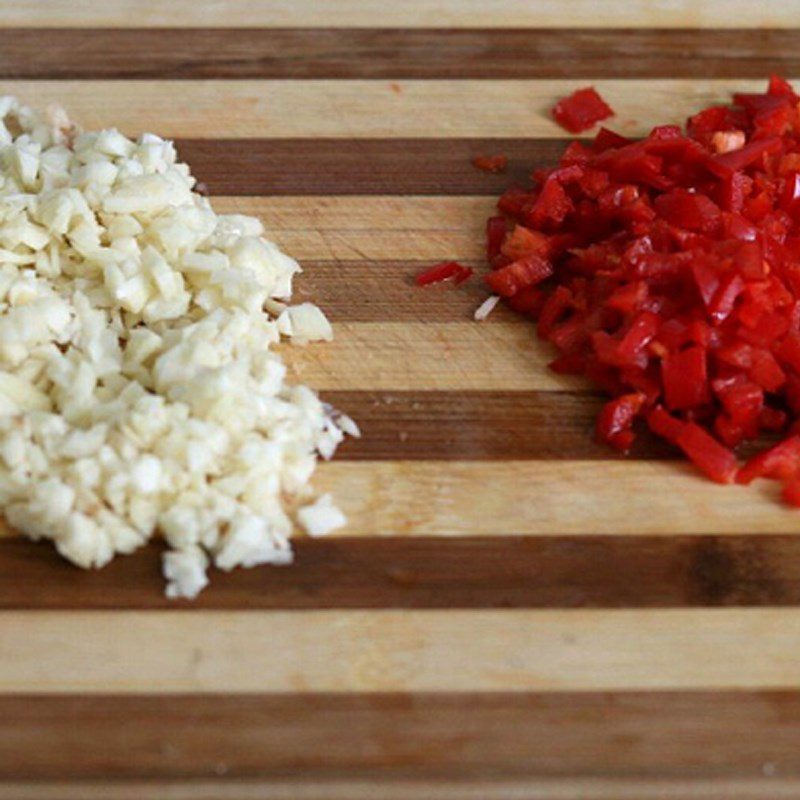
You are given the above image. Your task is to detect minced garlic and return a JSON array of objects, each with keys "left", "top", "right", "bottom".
[{"left": 0, "top": 98, "right": 357, "bottom": 598}]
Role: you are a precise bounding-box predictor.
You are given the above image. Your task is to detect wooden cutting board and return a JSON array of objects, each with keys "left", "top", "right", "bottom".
[{"left": 4, "top": 3, "right": 800, "bottom": 798}]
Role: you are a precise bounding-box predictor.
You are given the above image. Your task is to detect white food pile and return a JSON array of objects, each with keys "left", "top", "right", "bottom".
[{"left": 0, "top": 98, "right": 357, "bottom": 598}]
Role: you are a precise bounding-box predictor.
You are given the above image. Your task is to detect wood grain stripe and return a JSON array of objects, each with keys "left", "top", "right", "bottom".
[
  {"left": 2, "top": 692, "right": 800, "bottom": 782},
  {"left": 1, "top": 778, "right": 799, "bottom": 800},
  {"left": 0, "top": 460, "right": 794, "bottom": 539},
  {"left": 2, "top": 1, "right": 796, "bottom": 29},
  {"left": 280, "top": 322, "right": 581, "bottom": 391},
  {"left": 324, "top": 390, "right": 673, "bottom": 460},
  {"left": 4, "top": 609, "right": 800, "bottom": 692},
  {"left": 3, "top": 79, "right": 777, "bottom": 138},
  {"left": 332, "top": 391, "right": 778, "bottom": 460},
  {"left": 294, "top": 262, "right": 494, "bottom": 322},
  {"left": 213, "top": 196, "right": 491, "bottom": 260},
  {"left": 323, "top": 389, "right": 774, "bottom": 460},
  {"left": 2, "top": 534, "right": 798, "bottom": 610},
  {"left": 185, "top": 140, "right": 565, "bottom": 195},
  {"left": 313, "top": 461, "right": 799, "bottom": 536},
  {"left": 327, "top": 392, "right": 780, "bottom": 461},
  {"left": 3, "top": 29, "right": 800, "bottom": 79}
]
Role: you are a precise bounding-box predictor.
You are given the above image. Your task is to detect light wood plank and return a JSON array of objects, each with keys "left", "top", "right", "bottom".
[
  {"left": 279, "top": 322, "right": 577, "bottom": 391},
  {"left": 269, "top": 262, "right": 499, "bottom": 323},
  {"left": 312, "top": 461, "right": 798, "bottom": 537},
  {"left": 3, "top": 608, "right": 800, "bottom": 693},
  {"left": 1, "top": 79, "right": 781, "bottom": 138},
  {"left": 2, "top": 0, "right": 796, "bottom": 29},
  {"left": 2, "top": 461, "right": 793, "bottom": 540},
  {"left": 214, "top": 196, "right": 490, "bottom": 261},
  {"left": 2, "top": 778, "right": 800, "bottom": 800}
]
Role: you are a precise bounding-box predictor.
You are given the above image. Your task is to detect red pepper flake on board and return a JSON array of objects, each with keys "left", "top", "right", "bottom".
[
  {"left": 481, "top": 77, "right": 800, "bottom": 504},
  {"left": 472, "top": 154, "right": 508, "bottom": 173},
  {"left": 415, "top": 261, "right": 473, "bottom": 287},
  {"left": 552, "top": 87, "right": 614, "bottom": 133}
]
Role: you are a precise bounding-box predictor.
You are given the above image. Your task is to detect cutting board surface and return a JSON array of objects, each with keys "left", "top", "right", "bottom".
[{"left": 3, "top": 3, "right": 800, "bottom": 799}]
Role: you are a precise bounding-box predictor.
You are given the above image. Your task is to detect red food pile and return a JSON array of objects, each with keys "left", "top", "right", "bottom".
[{"left": 485, "top": 77, "right": 800, "bottom": 500}]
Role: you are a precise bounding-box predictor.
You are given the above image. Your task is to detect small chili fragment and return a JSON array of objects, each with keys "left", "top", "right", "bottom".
[
  {"left": 596, "top": 392, "right": 646, "bottom": 452},
  {"left": 646, "top": 406, "right": 685, "bottom": 444},
  {"left": 452, "top": 266, "right": 474, "bottom": 285},
  {"left": 553, "top": 87, "right": 614, "bottom": 134},
  {"left": 706, "top": 136, "right": 782, "bottom": 178},
  {"left": 472, "top": 154, "right": 508, "bottom": 173},
  {"left": 485, "top": 254, "right": 553, "bottom": 298},
  {"left": 661, "top": 346, "right": 709, "bottom": 411},
  {"left": 782, "top": 478, "right": 800, "bottom": 507},
  {"left": 737, "top": 435, "right": 800, "bottom": 485},
  {"left": 415, "top": 261, "right": 472, "bottom": 287},
  {"left": 486, "top": 216, "right": 507, "bottom": 261},
  {"left": 677, "top": 423, "right": 738, "bottom": 484},
  {"left": 506, "top": 286, "right": 546, "bottom": 317}
]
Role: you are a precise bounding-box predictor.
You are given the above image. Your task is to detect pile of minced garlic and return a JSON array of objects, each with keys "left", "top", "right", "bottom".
[{"left": 0, "top": 98, "right": 357, "bottom": 598}]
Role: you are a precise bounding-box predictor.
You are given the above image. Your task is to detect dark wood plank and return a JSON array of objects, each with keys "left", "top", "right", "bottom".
[
  {"left": 2, "top": 691, "right": 800, "bottom": 780},
  {"left": 322, "top": 390, "right": 770, "bottom": 463},
  {"left": 325, "top": 390, "right": 677, "bottom": 461},
  {"left": 3, "top": 534, "right": 800, "bottom": 609},
  {"left": 2, "top": 777, "right": 791, "bottom": 800},
  {"left": 1, "top": 29, "right": 799, "bottom": 79},
  {"left": 177, "top": 139, "right": 567, "bottom": 196}
]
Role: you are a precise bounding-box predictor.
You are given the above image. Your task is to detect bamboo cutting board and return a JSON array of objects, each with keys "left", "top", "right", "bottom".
[{"left": 5, "top": 3, "right": 800, "bottom": 798}]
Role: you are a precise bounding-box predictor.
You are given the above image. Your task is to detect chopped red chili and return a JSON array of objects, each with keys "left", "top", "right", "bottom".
[
  {"left": 472, "top": 154, "right": 508, "bottom": 173},
  {"left": 552, "top": 87, "right": 614, "bottom": 134},
  {"left": 480, "top": 77, "right": 800, "bottom": 509},
  {"left": 646, "top": 406, "right": 685, "bottom": 444},
  {"left": 596, "top": 392, "right": 647, "bottom": 452},
  {"left": 452, "top": 266, "right": 474, "bottom": 285},
  {"left": 485, "top": 216, "right": 508, "bottom": 262},
  {"left": 677, "top": 423, "right": 738, "bottom": 484},
  {"left": 485, "top": 254, "right": 553, "bottom": 297},
  {"left": 415, "top": 261, "right": 472, "bottom": 286},
  {"left": 737, "top": 436, "right": 800, "bottom": 485},
  {"left": 782, "top": 477, "right": 800, "bottom": 506}
]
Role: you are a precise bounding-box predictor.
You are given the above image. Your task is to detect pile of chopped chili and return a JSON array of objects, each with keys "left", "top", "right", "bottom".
[{"left": 484, "top": 77, "right": 800, "bottom": 499}]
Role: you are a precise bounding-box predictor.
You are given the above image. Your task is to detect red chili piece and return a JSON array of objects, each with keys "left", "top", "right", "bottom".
[
  {"left": 552, "top": 87, "right": 614, "bottom": 134},
  {"left": 472, "top": 154, "right": 508, "bottom": 173},
  {"left": 415, "top": 262, "right": 472, "bottom": 286},
  {"left": 485, "top": 254, "right": 553, "bottom": 297},
  {"left": 782, "top": 478, "right": 800, "bottom": 507},
  {"left": 596, "top": 392, "right": 646, "bottom": 452}
]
